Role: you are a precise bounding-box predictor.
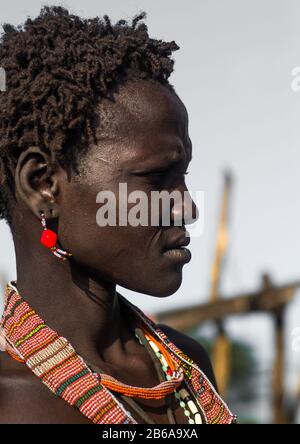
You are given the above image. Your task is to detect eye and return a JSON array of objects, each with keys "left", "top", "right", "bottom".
[
  {"left": 133, "top": 168, "right": 170, "bottom": 178},
  {"left": 132, "top": 167, "right": 189, "bottom": 187},
  {"left": 174, "top": 169, "right": 189, "bottom": 177},
  {"left": 145, "top": 169, "right": 189, "bottom": 177}
]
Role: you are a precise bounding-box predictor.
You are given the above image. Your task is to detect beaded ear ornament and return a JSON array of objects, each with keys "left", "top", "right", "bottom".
[{"left": 39, "top": 211, "right": 72, "bottom": 261}]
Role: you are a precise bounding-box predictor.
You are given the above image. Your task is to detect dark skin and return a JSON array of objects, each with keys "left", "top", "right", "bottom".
[{"left": 0, "top": 80, "right": 217, "bottom": 424}]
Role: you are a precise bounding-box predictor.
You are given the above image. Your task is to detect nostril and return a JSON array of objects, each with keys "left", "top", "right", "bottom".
[
  {"left": 192, "top": 204, "right": 199, "bottom": 221},
  {"left": 184, "top": 197, "right": 199, "bottom": 225}
]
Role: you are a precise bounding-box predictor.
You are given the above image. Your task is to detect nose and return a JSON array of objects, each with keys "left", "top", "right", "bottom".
[
  {"left": 184, "top": 190, "right": 199, "bottom": 225},
  {"left": 171, "top": 187, "right": 199, "bottom": 226}
]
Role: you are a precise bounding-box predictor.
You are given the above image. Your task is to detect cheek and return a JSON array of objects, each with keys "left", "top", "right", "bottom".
[
  {"left": 58, "top": 186, "right": 161, "bottom": 273},
  {"left": 56, "top": 178, "right": 184, "bottom": 295}
]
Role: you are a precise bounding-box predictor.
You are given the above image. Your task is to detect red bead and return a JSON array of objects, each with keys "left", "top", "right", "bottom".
[{"left": 40, "top": 229, "right": 58, "bottom": 248}]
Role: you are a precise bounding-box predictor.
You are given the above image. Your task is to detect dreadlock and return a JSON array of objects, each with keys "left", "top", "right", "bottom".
[{"left": 0, "top": 6, "right": 179, "bottom": 225}]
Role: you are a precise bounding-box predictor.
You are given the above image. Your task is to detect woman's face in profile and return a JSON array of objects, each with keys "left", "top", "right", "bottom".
[{"left": 57, "top": 80, "right": 198, "bottom": 297}]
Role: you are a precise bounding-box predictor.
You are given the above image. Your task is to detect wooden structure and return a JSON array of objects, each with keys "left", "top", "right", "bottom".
[{"left": 156, "top": 270, "right": 300, "bottom": 424}]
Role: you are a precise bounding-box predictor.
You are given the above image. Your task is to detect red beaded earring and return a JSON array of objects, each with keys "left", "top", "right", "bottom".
[{"left": 39, "top": 211, "right": 72, "bottom": 261}]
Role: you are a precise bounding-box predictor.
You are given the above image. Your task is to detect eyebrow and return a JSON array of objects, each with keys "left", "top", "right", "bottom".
[
  {"left": 185, "top": 137, "right": 193, "bottom": 163},
  {"left": 159, "top": 150, "right": 183, "bottom": 167},
  {"left": 159, "top": 144, "right": 192, "bottom": 169}
]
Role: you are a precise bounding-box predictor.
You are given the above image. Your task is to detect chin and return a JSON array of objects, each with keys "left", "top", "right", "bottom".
[
  {"left": 117, "top": 262, "right": 186, "bottom": 297},
  {"left": 140, "top": 269, "right": 184, "bottom": 298}
]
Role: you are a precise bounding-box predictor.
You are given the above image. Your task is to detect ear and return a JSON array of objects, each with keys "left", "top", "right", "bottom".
[{"left": 14, "top": 146, "right": 60, "bottom": 219}]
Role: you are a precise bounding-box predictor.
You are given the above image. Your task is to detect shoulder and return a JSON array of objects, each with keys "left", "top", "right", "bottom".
[{"left": 156, "top": 323, "right": 218, "bottom": 392}]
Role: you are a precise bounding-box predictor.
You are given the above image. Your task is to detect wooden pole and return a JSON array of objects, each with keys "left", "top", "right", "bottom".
[
  {"left": 209, "top": 173, "right": 232, "bottom": 398},
  {"left": 272, "top": 309, "right": 287, "bottom": 423},
  {"left": 209, "top": 173, "right": 231, "bottom": 303}
]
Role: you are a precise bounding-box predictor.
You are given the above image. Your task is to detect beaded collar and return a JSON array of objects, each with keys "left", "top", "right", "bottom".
[{"left": 0, "top": 281, "right": 236, "bottom": 424}]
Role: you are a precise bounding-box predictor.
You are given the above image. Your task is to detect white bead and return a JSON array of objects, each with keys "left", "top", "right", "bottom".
[
  {"left": 179, "top": 388, "right": 189, "bottom": 398},
  {"left": 161, "top": 355, "right": 168, "bottom": 368},
  {"left": 195, "top": 413, "right": 202, "bottom": 424},
  {"left": 148, "top": 340, "right": 159, "bottom": 353},
  {"left": 187, "top": 400, "right": 198, "bottom": 414}
]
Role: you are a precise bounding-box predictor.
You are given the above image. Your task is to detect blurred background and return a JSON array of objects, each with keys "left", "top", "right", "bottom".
[{"left": 1, "top": 0, "right": 300, "bottom": 424}]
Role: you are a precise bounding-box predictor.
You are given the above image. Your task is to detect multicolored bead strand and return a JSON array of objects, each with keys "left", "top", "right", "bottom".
[
  {"left": 134, "top": 331, "right": 200, "bottom": 424},
  {"left": 143, "top": 334, "right": 202, "bottom": 424}
]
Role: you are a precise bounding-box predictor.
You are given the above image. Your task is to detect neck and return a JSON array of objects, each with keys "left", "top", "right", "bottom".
[{"left": 11, "top": 245, "right": 136, "bottom": 371}]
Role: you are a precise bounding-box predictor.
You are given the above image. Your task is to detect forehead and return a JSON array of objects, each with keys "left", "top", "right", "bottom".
[
  {"left": 95, "top": 80, "right": 192, "bottom": 168},
  {"left": 116, "top": 80, "right": 188, "bottom": 135}
]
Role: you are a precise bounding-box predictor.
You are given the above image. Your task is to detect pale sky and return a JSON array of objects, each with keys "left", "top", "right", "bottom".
[{"left": 0, "top": 0, "right": 300, "bottom": 422}]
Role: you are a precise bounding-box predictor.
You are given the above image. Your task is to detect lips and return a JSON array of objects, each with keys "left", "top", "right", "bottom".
[
  {"left": 163, "top": 247, "right": 191, "bottom": 263},
  {"left": 163, "top": 231, "right": 191, "bottom": 251},
  {"left": 162, "top": 231, "right": 191, "bottom": 264}
]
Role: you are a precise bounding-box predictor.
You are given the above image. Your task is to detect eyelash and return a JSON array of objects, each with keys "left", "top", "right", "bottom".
[
  {"left": 150, "top": 170, "right": 189, "bottom": 176},
  {"left": 133, "top": 169, "right": 189, "bottom": 185}
]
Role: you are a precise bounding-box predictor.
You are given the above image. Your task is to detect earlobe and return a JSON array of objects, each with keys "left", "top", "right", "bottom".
[{"left": 14, "top": 146, "right": 59, "bottom": 219}]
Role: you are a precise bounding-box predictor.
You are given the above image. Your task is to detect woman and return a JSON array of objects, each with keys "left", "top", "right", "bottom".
[{"left": 0, "top": 6, "right": 235, "bottom": 424}]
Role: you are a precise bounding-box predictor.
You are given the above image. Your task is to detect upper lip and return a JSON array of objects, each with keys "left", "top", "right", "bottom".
[{"left": 163, "top": 231, "right": 191, "bottom": 250}]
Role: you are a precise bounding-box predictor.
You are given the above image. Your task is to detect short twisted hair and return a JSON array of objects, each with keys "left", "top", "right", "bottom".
[{"left": 0, "top": 6, "right": 179, "bottom": 225}]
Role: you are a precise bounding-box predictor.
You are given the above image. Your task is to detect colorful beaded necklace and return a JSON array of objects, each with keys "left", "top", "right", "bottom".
[
  {"left": 0, "top": 281, "right": 237, "bottom": 424},
  {"left": 134, "top": 328, "right": 203, "bottom": 423},
  {"left": 85, "top": 326, "right": 203, "bottom": 424}
]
